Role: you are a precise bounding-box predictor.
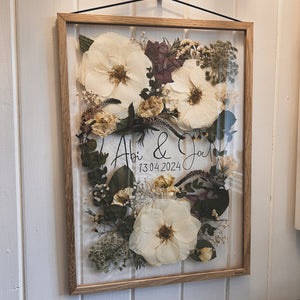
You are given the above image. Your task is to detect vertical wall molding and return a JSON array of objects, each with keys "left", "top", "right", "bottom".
[{"left": 0, "top": 0, "right": 24, "bottom": 299}]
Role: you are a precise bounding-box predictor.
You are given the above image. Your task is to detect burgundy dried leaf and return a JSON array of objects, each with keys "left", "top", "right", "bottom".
[{"left": 145, "top": 40, "right": 185, "bottom": 86}]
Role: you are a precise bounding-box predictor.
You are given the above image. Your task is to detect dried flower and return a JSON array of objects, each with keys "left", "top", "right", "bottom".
[
  {"left": 89, "top": 232, "right": 131, "bottom": 272},
  {"left": 197, "top": 247, "right": 213, "bottom": 263},
  {"left": 215, "top": 86, "right": 238, "bottom": 110},
  {"left": 218, "top": 155, "right": 238, "bottom": 177},
  {"left": 152, "top": 174, "right": 179, "bottom": 197},
  {"left": 88, "top": 111, "right": 119, "bottom": 138},
  {"left": 80, "top": 32, "right": 151, "bottom": 118},
  {"left": 211, "top": 209, "right": 219, "bottom": 221},
  {"left": 82, "top": 90, "right": 102, "bottom": 105},
  {"left": 145, "top": 40, "right": 184, "bottom": 86},
  {"left": 137, "top": 96, "right": 164, "bottom": 118},
  {"left": 112, "top": 187, "right": 133, "bottom": 206},
  {"left": 80, "top": 105, "right": 101, "bottom": 134},
  {"left": 199, "top": 40, "right": 238, "bottom": 85},
  {"left": 164, "top": 59, "right": 222, "bottom": 130},
  {"left": 129, "top": 199, "right": 201, "bottom": 266}
]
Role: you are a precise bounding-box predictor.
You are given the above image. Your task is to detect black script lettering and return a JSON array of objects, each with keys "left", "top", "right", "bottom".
[
  {"left": 178, "top": 133, "right": 212, "bottom": 170},
  {"left": 111, "top": 136, "right": 143, "bottom": 168},
  {"left": 153, "top": 132, "right": 171, "bottom": 160}
]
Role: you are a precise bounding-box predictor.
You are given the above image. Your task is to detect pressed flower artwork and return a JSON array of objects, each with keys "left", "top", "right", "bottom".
[
  {"left": 78, "top": 31, "right": 241, "bottom": 272},
  {"left": 57, "top": 14, "right": 252, "bottom": 294}
]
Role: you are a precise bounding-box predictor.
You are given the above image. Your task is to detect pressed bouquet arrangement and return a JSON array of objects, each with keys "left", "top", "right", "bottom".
[{"left": 76, "top": 31, "right": 240, "bottom": 273}]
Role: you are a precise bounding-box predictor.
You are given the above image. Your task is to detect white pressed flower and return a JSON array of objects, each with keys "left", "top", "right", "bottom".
[
  {"left": 112, "top": 187, "right": 133, "bottom": 206},
  {"left": 164, "top": 59, "right": 223, "bottom": 130},
  {"left": 197, "top": 247, "right": 213, "bottom": 263},
  {"left": 129, "top": 198, "right": 201, "bottom": 266},
  {"left": 80, "top": 32, "right": 152, "bottom": 119},
  {"left": 152, "top": 174, "right": 179, "bottom": 197},
  {"left": 218, "top": 155, "right": 238, "bottom": 177}
]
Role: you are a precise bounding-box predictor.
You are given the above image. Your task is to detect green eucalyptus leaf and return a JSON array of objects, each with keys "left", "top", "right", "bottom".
[
  {"left": 81, "top": 152, "right": 92, "bottom": 167},
  {"left": 89, "top": 161, "right": 101, "bottom": 170},
  {"left": 184, "top": 182, "right": 195, "bottom": 193},
  {"left": 209, "top": 165, "right": 218, "bottom": 176},
  {"left": 110, "top": 205, "right": 127, "bottom": 219},
  {"left": 192, "top": 179, "right": 203, "bottom": 189},
  {"left": 213, "top": 148, "right": 219, "bottom": 157},
  {"left": 88, "top": 169, "right": 106, "bottom": 186},
  {"left": 194, "top": 189, "right": 229, "bottom": 219},
  {"left": 103, "top": 205, "right": 127, "bottom": 223},
  {"left": 176, "top": 191, "right": 187, "bottom": 198},
  {"left": 201, "top": 223, "right": 217, "bottom": 236},
  {"left": 79, "top": 34, "right": 94, "bottom": 53},
  {"left": 85, "top": 139, "right": 97, "bottom": 152},
  {"left": 98, "top": 152, "right": 108, "bottom": 165},
  {"left": 103, "top": 206, "right": 117, "bottom": 223},
  {"left": 119, "top": 215, "right": 135, "bottom": 240},
  {"left": 127, "top": 103, "right": 135, "bottom": 127},
  {"left": 91, "top": 151, "right": 100, "bottom": 161},
  {"left": 108, "top": 165, "right": 135, "bottom": 196}
]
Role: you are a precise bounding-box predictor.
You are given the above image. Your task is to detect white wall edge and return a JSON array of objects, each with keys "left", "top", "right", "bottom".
[{"left": 10, "top": 0, "right": 25, "bottom": 298}]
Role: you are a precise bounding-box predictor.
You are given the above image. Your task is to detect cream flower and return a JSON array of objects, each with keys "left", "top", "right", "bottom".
[
  {"left": 80, "top": 32, "right": 152, "bottom": 119},
  {"left": 211, "top": 209, "right": 219, "bottom": 221},
  {"left": 218, "top": 155, "right": 238, "bottom": 177},
  {"left": 112, "top": 187, "right": 133, "bottom": 206},
  {"left": 197, "top": 247, "right": 213, "bottom": 263},
  {"left": 137, "top": 96, "right": 164, "bottom": 118},
  {"left": 129, "top": 199, "right": 201, "bottom": 266},
  {"left": 164, "top": 59, "right": 223, "bottom": 130},
  {"left": 152, "top": 174, "right": 179, "bottom": 197},
  {"left": 88, "top": 110, "right": 119, "bottom": 137},
  {"left": 215, "top": 86, "right": 238, "bottom": 110}
]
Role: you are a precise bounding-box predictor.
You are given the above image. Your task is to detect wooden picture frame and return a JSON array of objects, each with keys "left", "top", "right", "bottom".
[{"left": 57, "top": 13, "right": 253, "bottom": 295}]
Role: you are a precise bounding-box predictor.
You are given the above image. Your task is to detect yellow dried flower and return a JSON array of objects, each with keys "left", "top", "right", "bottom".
[
  {"left": 216, "top": 87, "right": 238, "bottom": 110},
  {"left": 112, "top": 187, "right": 133, "bottom": 206},
  {"left": 211, "top": 209, "right": 219, "bottom": 221},
  {"left": 137, "top": 96, "right": 164, "bottom": 118},
  {"left": 197, "top": 247, "right": 213, "bottom": 263},
  {"left": 218, "top": 155, "right": 238, "bottom": 177},
  {"left": 88, "top": 111, "right": 119, "bottom": 138},
  {"left": 152, "top": 174, "right": 179, "bottom": 197}
]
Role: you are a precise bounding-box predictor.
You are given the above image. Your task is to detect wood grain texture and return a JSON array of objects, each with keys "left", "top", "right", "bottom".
[
  {"left": 243, "top": 23, "right": 253, "bottom": 274},
  {"left": 58, "top": 13, "right": 252, "bottom": 30},
  {"left": 57, "top": 14, "right": 77, "bottom": 295},
  {"left": 57, "top": 13, "right": 253, "bottom": 295},
  {"left": 73, "top": 268, "right": 248, "bottom": 295}
]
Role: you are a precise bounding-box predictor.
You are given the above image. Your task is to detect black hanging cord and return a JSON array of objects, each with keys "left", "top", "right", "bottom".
[
  {"left": 170, "top": 0, "right": 240, "bottom": 22},
  {"left": 72, "top": 0, "right": 241, "bottom": 22},
  {"left": 72, "top": 0, "right": 143, "bottom": 14}
]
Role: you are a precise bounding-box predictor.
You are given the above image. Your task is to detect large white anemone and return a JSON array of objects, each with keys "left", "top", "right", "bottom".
[
  {"left": 164, "top": 59, "right": 223, "bottom": 130},
  {"left": 80, "top": 32, "right": 152, "bottom": 119},
  {"left": 129, "top": 199, "right": 201, "bottom": 266}
]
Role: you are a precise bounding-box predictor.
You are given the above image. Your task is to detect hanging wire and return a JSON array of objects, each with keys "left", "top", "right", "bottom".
[
  {"left": 169, "top": 0, "right": 240, "bottom": 22},
  {"left": 72, "top": 0, "right": 144, "bottom": 14},
  {"left": 71, "top": 0, "right": 241, "bottom": 22}
]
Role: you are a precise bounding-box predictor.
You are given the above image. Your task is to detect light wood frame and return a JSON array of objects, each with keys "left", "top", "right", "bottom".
[{"left": 57, "top": 13, "right": 253, "bottom": 295}]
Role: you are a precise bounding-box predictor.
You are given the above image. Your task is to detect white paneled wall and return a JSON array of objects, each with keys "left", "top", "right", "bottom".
[{"left": 1, "top": 0, "right": 300, "bottom": 299}]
